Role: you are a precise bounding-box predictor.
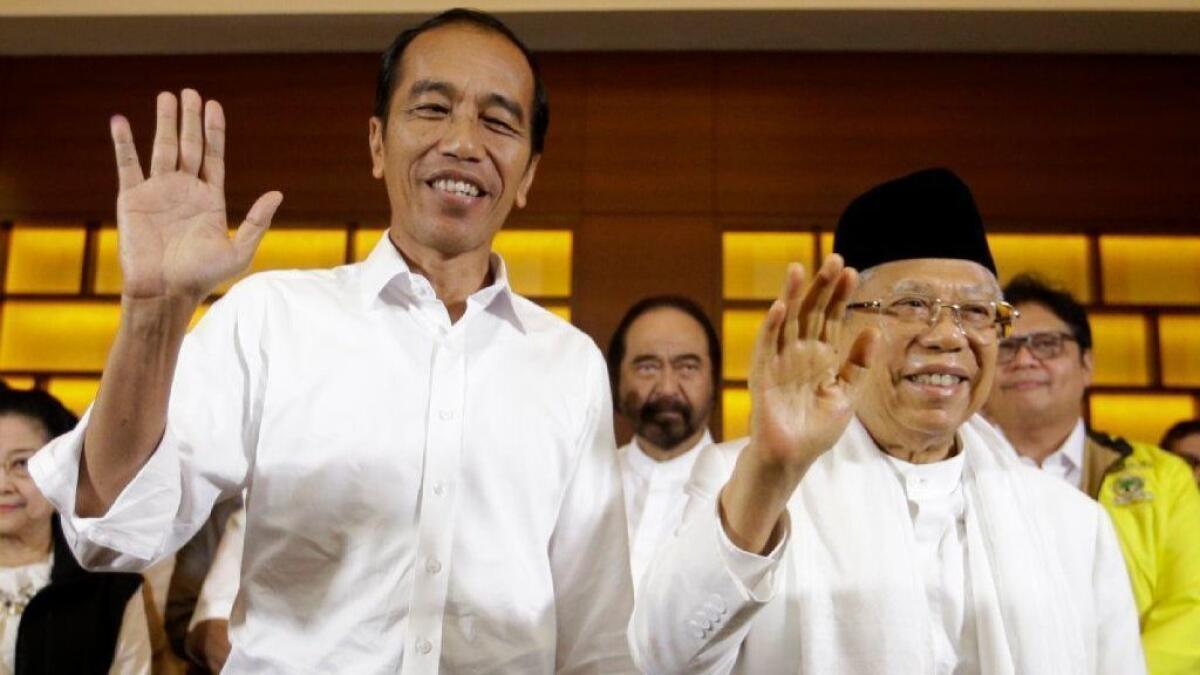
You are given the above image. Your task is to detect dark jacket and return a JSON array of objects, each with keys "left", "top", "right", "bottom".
[{"left": 14, "top": 515, "right": 144, "bottom": 674}]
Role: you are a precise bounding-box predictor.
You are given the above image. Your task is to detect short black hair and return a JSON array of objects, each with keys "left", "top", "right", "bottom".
[
  {"left": 0, "top": 386, "right": 78, "bottom": 441},
  {"left": 1002, "top": 274, "right": 1093, "bottom": 353},
  {"left": 606, "top": 296, "right": 721, "bottom": 402},
  {"left": 1161, "top": 419, "right": 1200, "bottom": 452},
  {"left": 374, "top": 8, "right": 550, "bottom": 155}
]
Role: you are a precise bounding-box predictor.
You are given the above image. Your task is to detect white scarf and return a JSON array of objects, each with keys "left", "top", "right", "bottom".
[{"left": 746, "top": 415, "right": 1087, "bottom": 674}]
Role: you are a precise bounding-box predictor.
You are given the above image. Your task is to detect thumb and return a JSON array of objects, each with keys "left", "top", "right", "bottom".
[
  {"left": 837, "top": 326, "right": 880, "bottom": 394},
  {"left": 232, "top": 191, "right": 283, "bottom": 265}
]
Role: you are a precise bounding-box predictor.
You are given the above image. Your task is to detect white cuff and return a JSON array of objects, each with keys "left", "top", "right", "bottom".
[
  {"left": 715, "top": 501, "right": 789, "bottom": 602},
  {"left": 29, "top": 410, "right": 182, "bottom": 566}
]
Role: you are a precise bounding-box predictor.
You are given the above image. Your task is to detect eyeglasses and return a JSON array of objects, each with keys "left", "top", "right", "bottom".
[
  {"left": 846, "top": 295, "right": 1018, "bottom": 340},
  {"left": 0, "top": 454, "right": 32, "bottom": 480},
  {"left": 996, "top": 331, "right": 1078, "bottom": 364}
]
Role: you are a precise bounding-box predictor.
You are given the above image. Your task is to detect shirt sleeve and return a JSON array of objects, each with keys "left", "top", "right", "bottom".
[
  {"left": 629, "top": 442, "right": 788, "bottom": 675},
  {"left": 189, "top": 507, "right": 246, "bottom": 629},
  {"left": 549, "top": 347, "right": 638, "bottom": 674},
  {"left": 1093, "top": 504, "right": 1148, "bottom": 675},
  {"left": 107, "top": 586, "right": 153, "bottom": 675},
  {"left": 28, "top": 279, "right": 266, "bottom": 572},
  {"left": 1139, "top": 458, "right": 1200, "bottom": 675}
]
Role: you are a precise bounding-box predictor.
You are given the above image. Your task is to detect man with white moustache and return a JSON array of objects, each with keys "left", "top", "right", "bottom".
[
  {"left": 29, "top": 9, "right": 635, "bottom": 673},
  {"left": 630, "top": 168, "right": 1145, "bottom": 674},
  {"left": 607, "top": 296, "right": 720, "bottom": 592}
]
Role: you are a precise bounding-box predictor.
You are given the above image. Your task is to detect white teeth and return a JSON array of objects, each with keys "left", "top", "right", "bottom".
[
  {"left": 432, "top": 178, "right": 481, "bottom": 198},
  {"left": 909, "top": 373, "right": 963, "bottom": 387}
]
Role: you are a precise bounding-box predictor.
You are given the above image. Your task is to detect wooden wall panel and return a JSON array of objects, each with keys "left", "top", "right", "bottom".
[
  {"left": 715, "top": 54, "right": 1200, "bottom": 226},
  {"left": 583, "top": 53, "right": 714, "bottom": 214}
]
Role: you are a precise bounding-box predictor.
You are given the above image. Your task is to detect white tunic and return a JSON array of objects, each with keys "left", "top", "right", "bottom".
[{"left": 618, "top": 432, "right": 712, "bottom": 592}]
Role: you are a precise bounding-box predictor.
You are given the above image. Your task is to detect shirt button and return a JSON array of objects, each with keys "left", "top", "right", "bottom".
[
  {"left": 432, "top": 482, "right": 445, "bottom": 496},
  {"left": 426, "top": 557, "right": 442, "bottom": 575},
  {"left": 438, "top": 409, "right": 455, "bottom": 420},
  {"left": 415, "top": 638, "right": 432, "bottom": 655}
]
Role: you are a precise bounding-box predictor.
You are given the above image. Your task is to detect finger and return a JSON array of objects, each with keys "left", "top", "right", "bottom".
[
  {"left": 178, "top": 89, "right": 204, "bottom": 176},
  {"left": 837, "top": 326, "right": 880, "bottom": 393},
  {"left": 799, "top": 254, "right": 843, "bottom": 341},
  {"left": 149, "top": 92, "right": 179, "bottom": 176},
  {"left": 751, "top": 299, "right": 786, "bottom": 385},
  {"left": 780, "top": 263, "right": 805, "bottom": 350},
  {"left": 232, "top": 191, "right": 283, "bottom": 267},
  {"left": 202, "top": 100, "right": 226, "bottom": 188},
  {"left": 821, "top": 266, "right": 859, "bottom": 346},
  {"left": 109, "top": 115, "right": 144, "bottom": 191}
]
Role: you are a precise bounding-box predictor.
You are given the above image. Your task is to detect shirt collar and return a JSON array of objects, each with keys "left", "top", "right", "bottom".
[
  {"left": 358, "top": 231, "right": 525, "bottom": 333},
  {"left": 1048, "top": 418, "right": 1087, "bottom": 472},
  {"left": 626, "top": 429, "right": 714, "bottom": 480}
]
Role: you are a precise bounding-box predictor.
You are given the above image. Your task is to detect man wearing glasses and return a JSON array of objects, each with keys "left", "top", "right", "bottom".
[
  {"left": 630, "top": 169, "right": 1144, "bottom": 674},
  {"left": 985, "top": 275, "right": 1200, "bottom": 675}
]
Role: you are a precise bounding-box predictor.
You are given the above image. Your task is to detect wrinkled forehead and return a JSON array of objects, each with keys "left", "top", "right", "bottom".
[
  {"left": 625, "top": 307, "right": 711, "bottom": 358},
  {"left": 853, "top": 258, "right": 1000, "bottom": 300}
]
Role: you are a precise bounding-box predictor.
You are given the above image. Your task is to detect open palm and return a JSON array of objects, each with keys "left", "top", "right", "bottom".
[
  {"left": 748, "top": 257, "right": 879, "bottom": 469},
  {"left": 110, "top": 89, "right": 281, "bottom": 302}
]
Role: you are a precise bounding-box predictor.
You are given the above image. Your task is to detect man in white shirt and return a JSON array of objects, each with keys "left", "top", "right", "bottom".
[
  {"left": 607, "top": 296, "right": 720, "bottom": 591},
  {"left": 30, "top": 9, "right": 634, "bottom": 674},
  {"left": 630, "top": 168, "right": 1144, "bottom": 674}
]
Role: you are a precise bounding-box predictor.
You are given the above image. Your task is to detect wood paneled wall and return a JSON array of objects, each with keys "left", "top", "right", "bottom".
[{"left": 2, "top": 51, "right": 1198, "bottom": 361}]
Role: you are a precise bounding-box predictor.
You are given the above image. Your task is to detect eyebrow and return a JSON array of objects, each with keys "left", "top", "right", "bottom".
[{"left": 408, "top": 80, "right": 526, "bottom": 126}]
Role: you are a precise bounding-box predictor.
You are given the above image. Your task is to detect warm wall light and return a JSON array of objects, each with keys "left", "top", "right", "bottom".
[
  {"left": 723, "top": 233, "right": 815, "bottom": 300},
  {"left": 1, "top": 376, "right": 35, "bottom": 389},
  {"left": 1100, "top": 236, "right": 1200, "bottom": 305},
  {"left": 5, "top": 225, "right": 86, "bottom": 294},
  {"left": 0, "top": 301, "right": 120, "bottom": 371},
  {"left": 722, "top": 309, "right": 766, "bottom": 381},
  {"left": 1090, "top": 393, "right": 1196, "bottom": 447},
  {"left": 989, "top": 234, "right": 1092, "bottom": 302},
  {"left": 1159, "top": 315, "right": 1200, "bottom": 387},
  {"left": 46, "top": 377, "right": 101, "bottom": 415},
  {"left": 723, "top": 387, "right": 750, "bottom": 441},
  {"left": 493, "top": 230, "right": 572, "bottom": 298},
  {"left": 546, "top": 304, "right": 571, "bottom": 323},
  {"left": 1089, "top": 313, "right": 1150, "bottom": 386}
]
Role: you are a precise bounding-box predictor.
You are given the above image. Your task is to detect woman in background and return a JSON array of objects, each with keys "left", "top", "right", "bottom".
[{"left": 0, "top": 385, "right": 151, "bottom": 674}]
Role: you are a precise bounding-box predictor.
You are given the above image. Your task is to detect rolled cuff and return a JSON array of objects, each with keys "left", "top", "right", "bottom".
[
  {"left": 29, "top": 410, "right": 182, "bottom": 570},
  {"left": 715, "top": 499, "right": 789, "bottom": 603}
]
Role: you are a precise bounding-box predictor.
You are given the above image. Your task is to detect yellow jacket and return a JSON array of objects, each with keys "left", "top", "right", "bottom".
[{"left": 1084, "top": 430, "right": 1200, "bottom": 675}]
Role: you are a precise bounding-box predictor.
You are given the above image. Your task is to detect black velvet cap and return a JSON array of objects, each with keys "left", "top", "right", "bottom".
[{"left": 833, "top": 168, "right": 996, "bottom": 275}]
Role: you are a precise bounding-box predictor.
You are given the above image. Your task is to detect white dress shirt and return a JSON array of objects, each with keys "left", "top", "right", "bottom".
[
  {"left": 188, "top": 507, "right": 245, "bottom": 633},
  {"left": 1019, "top": 419, "right": 1086, "bottom": 490},
  {"left": 30, "top": 235, "right": 634, "bottom": 674},
  {"left": 618, "top": 431, "right": 712, "bottom": 592},
  {"left": 884, "top": 452, "right": 978, "bottom": 675}
]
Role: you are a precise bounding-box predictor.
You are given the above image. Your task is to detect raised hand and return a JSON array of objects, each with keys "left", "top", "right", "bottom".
[
  {"left": 720, "top": 254, "right": 879, "bottom": 553},
  {"left": 747, "top": 255, "right": 879, "bottom": 471},
  {"left": 109, "top": 89, "right": 282, "bottom": 303}
]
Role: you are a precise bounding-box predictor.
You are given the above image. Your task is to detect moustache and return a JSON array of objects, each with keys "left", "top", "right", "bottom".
[{"left": 639, "top": 398, "right": 692, "bottom": 424}]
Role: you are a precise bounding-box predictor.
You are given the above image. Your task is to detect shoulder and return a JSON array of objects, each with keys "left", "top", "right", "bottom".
[{"left": 688, "top": 437, "right": 748, "bottom": 492}]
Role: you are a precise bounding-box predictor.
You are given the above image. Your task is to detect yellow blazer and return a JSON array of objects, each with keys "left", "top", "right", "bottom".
[{"left": 1084, "top": 430, "right": 1200, "bottom": 675}]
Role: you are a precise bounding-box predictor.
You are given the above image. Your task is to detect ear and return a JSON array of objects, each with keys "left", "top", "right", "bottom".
[
  {"left": 514, "top": 154, "right": 541, "bottom": 209},
  {"left": 1081, "top": 348, "right": 1094, "bottom": 387},
  {"left": 368, "top": 117, "right": 386, "bottom": 179}
]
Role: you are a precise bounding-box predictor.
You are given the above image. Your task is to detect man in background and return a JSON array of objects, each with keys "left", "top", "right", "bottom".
[
  {"left": 985, "top": 273, "right": 1200, "bottom": 674},
  {"left": 1160, "top": 420, "right": 1200, "bottom": 486},
  {"left": 608, "top": 296, "right": 720, "bottom": 592}
]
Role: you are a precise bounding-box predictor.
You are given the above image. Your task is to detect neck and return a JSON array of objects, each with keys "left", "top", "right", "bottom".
[
  {"left": 636, "top": 426, "right": 709, "bottom": 463},
  {"left": 876, "top": 432, "right": 959, "bottom": 464},
  {"left": 0, "top": 523, "right": 52, "bottom": 567},
  {"left": 1001, "top": 413, "right": 1080, "bottom": 466},
  {"left": 387, "top": 228, "right": 493, "bottom": 323}
]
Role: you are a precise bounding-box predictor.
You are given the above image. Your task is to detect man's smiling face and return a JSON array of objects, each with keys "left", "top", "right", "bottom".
[{"left": 369, "top": 23, "right": 540, "bottom": 260}]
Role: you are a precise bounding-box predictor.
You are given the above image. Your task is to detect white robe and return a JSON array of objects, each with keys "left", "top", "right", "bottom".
[{"left": 629, "top": 415, "right": 1145, "bottom": 675}]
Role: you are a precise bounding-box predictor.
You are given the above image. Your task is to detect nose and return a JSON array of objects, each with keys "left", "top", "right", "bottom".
[
  {"left": 438, "top": 112, "right": 483, "bottom": 163},
  {"left": 918, "top": 304, "right": 968, "bottom": 351}
]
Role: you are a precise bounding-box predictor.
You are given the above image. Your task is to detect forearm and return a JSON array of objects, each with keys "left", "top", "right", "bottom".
[
  {"left": 78, "top": 294, "right": 197, "bottom": 517},
  {"left": 718, "top": 445, "right": 808, "bottom": 554}
]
